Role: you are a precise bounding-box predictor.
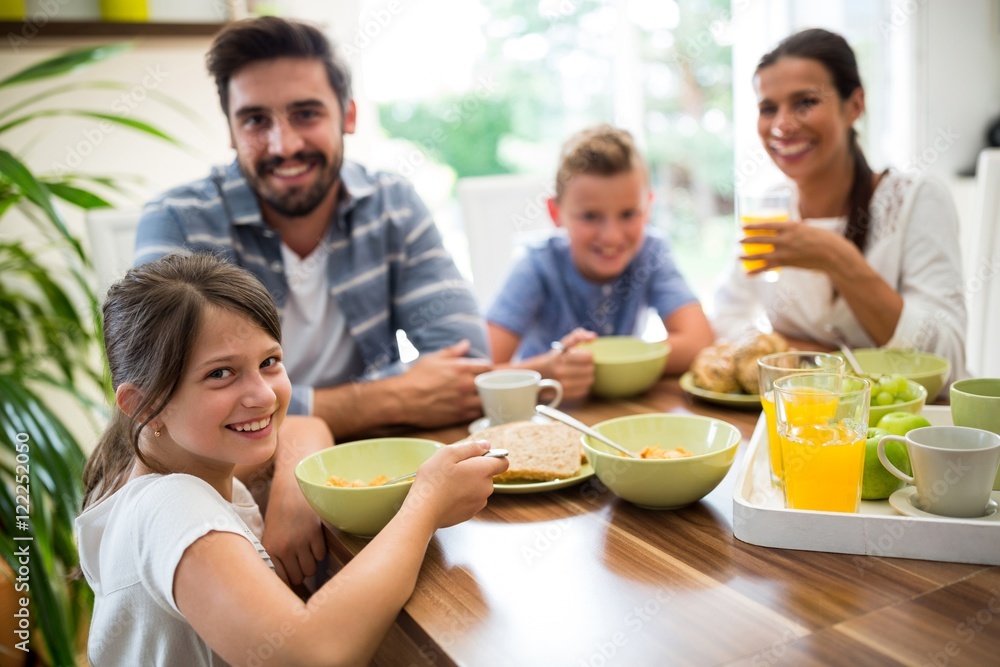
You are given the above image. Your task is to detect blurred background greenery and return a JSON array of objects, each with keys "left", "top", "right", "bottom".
[{"left": 369, "top": 0, "right": 735, "bottom": 303}]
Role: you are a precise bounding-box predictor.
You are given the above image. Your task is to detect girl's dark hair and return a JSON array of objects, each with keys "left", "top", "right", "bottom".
[
  {"left": 82, "top": 254, "right": 282, "bottom": 509},
  {"left": 206, "top": 16, "right": 352, "bottom": 118},
  {"left": 757, "top": 28, "right": 874, "bottom": 252}
]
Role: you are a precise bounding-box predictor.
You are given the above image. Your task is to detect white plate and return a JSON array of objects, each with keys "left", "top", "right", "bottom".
[
  {"left": 468, "top": 414, "right": 553, "bottom": 434},
  {"left": 888, "top": 487, "right": 1000, "bottom": 521},
  {"left": 492, "top": 461, "right": 595, "bottom": 494}
]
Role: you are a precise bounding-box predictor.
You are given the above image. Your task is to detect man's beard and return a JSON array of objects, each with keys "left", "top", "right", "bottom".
[{"left": 242, "top": 150, "right": 342, "bottom": 217}]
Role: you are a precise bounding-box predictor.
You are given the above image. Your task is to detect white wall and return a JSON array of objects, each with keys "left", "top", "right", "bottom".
[{"left": 905, "top": 0, "right": 1000, "bottom": 179}]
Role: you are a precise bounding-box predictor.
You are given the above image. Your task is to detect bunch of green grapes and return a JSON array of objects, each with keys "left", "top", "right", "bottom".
[{"left": 869, "top": 374, "right": 918, "bottom": 406}]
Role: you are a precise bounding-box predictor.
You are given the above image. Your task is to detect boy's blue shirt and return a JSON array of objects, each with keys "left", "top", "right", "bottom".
[{"left": 487, "top": 230, "right": 698, "bottom": 359}]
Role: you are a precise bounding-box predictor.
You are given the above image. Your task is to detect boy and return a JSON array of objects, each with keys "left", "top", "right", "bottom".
[{"left": 487, "top": 125, "right": 714, "bottom": 399}]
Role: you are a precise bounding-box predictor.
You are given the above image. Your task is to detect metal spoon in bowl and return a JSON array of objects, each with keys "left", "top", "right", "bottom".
[
  {"left": 826, "top": 325, "right": 864, "bottom": 376},
  {"left": 535, "top": 405, "right": 640, "bottom": 459},
  {"left": 380, "top": 448, "right": 510, "bottom": 486}
]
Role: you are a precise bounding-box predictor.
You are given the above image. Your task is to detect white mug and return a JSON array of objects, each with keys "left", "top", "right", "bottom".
[
  {"left": 475, "top": 369, "right": 563, "bottom": 425},
  {"left": 878, "top": 426, "right": 1000, "bottom": 518}
]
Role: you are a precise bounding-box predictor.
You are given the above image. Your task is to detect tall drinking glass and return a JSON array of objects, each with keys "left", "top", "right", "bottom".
[
  {"left": 758, "top": 352, "right": 846, "bottom": 486},
  {"left": 774, "top": 373, "right": 870, "bottom": 513},
  {"left": 738, "top": 190, "right": 791, "bottom": 282}
]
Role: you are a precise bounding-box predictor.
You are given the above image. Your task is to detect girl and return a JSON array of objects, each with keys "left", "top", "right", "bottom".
[
  {"left": 712, "top": 28, "right": 967, "bottom": 392},
  {"left": 76, "top": 254, "right": 507, "bottom": 665}
]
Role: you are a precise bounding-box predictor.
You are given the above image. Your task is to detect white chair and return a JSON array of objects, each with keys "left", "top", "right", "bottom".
[
  {"left": 455, "top": 174, "right": 555, "bottom": 310},
  {"left": 85, "top": 208, "right": 142, "bottom": 301},
  {"left": 966, "top": 148, "right": 1000, "bottom": 377}
]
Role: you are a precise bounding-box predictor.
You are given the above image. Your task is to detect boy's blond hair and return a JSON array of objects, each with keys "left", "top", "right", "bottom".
[{"left": 554, "top": 125, "right": 647, "bottom": 200}]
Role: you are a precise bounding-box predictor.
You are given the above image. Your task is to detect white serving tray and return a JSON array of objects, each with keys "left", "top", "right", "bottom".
[{"left": 732, "top": 406, "right": 1000, "bottom": 565}]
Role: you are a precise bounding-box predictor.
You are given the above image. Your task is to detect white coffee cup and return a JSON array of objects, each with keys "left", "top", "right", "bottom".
[
  {"left": 878, "top": 426, "right": 1000, "bottom": 518},
  {"left": 475, "top": 369, "right": 563, "bottom": 425}
]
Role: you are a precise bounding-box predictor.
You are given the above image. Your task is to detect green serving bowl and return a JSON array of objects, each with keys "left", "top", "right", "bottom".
[
  {"left": 581, "top": 413, "right": 740, "bottom": 509},
  {"left": 867, "top": 378, "right": 928, "bottom": 426},
  {"left": 579, "top": 336, "right": 670, "bottom": 399},
  {"left": 295, "top": 438, "right": 442, "bottom": 538},
  {"left": 848, "top": 348, "right": 951, "bottom": 401}
]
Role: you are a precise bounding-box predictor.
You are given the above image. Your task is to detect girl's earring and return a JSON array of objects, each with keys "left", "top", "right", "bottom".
[{"left": 154, "top": 426, "right": 162, "bottom": 437}]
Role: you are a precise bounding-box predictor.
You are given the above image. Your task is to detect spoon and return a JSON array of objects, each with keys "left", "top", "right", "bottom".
[
  {"left": 535, "top": 405, "right": 640, "bottom": 459},
  {"left": 826, "top": 325, "right": 864, "bottom": 375},
  {"left": 381, "top": 448, "right": 510, "bottom": 485}
]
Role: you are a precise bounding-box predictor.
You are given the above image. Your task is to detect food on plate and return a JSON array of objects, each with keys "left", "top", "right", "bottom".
[
  {"left": 325, "top": 474, "right": 389, "bottom": 488},
  {"left": 637, "top": 446, "right": 693, "bottom": 460},
  {"left": 690, "top": 342, "right": 741, "bottom": 394},
  {"left": 690, "top": 332, "right": 789, "bottom": 394},
  {"left": 453, "top": 422, "right": 583, "bottom": 483}
]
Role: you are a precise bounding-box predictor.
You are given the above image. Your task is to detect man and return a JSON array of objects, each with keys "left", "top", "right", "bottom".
[{"left": 136, "top": 17, "right": 490, "bottom": 438}]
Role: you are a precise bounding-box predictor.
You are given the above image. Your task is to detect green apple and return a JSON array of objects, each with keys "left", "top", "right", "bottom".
[
  {"left": 876, "top": 411, "right": 932, "bottom": 436},
  {"left": 861, "top": 427, "right": 911, "bottom": 500}
]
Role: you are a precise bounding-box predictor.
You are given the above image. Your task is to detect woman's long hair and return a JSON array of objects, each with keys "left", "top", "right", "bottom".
[
  {"left": 82, "top": 254, "right": 281, "bottom": 509},
  {"left": 757, "top": 28, "right": 875, "bottom": 253}
]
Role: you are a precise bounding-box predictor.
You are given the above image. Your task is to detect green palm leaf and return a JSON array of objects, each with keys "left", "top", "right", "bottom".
[
  {"left": 0, "top": 44, "right": 131, "bottom": 89},
  {"left": 0, "top": 150, "right": 72, "bottom": 248}
]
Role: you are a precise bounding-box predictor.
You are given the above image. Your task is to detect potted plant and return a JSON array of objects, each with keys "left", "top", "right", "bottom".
[{"left": 0, "top": 44, "right": 191, "bottom": 665}]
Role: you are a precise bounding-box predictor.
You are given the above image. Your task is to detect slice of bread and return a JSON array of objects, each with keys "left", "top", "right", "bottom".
[{"left": 455, "top": 422, "right": 583, "bottom": 483}]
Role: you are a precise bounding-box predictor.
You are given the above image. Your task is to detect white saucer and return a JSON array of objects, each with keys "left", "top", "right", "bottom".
[
  {"left": 887, "top": 487, "right": 1000, "bottom": 521},
  {"left": 468, "top": 414, "right": 553, "bottom": 434}
]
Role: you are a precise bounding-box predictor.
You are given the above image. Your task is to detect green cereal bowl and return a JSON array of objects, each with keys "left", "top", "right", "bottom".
[
  {"left": 581, "top": 414, "right": 740, "bottom": 509},
  {"left": 295, "top": 438, "right": 442, "bottom": 538},
  {"left": 868, "top": 378, "right": 927, "bottom": 426},
  {"left": 579, "top": 336, "right": 670, "bottom": 399},
  {"left": 848, "top": 348, "right": 951, "bottom": 401}
]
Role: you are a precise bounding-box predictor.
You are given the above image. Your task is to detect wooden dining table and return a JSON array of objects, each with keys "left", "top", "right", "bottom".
[{"left": 327, "top": 378, "right": 1000, "bottom": 667}]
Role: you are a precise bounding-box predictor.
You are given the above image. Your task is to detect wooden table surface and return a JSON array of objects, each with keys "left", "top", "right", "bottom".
[{"left": 328, "top": 379, "right": 1000, "bottom": 667}]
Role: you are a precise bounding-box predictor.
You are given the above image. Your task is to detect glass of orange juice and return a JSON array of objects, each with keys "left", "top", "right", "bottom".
[
  {"left": 738, "top": 189, "right": 791, "bottom": 282},
  {"left": 758, "top": 352, "right": 846, "bottom": 487},
  {"left": 773, "top": 373, "right": 870, "bottom": 513}
]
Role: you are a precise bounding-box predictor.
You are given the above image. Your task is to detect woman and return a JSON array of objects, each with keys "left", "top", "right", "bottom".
[{"left": 712, "top": 28, "right": 967, "bottom": 388}]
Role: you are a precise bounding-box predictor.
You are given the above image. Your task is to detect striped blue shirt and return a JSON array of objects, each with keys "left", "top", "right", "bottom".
[{"left": 135, "top": 159, "right": 487, "bottom": 415}]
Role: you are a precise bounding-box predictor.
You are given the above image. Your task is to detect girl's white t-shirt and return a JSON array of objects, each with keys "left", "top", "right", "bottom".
[{"left": 76, "top": 474, "right": 271, "bottom": 666}]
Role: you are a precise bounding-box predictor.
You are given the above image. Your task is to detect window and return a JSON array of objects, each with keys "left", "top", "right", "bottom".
[{"left": 357, "top": 0, "right": 735, "bottom": 315}]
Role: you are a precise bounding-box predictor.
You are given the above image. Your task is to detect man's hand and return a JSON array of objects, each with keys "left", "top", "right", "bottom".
[{"left": 395, "top": 340, "right": 492, "bottom": 428}]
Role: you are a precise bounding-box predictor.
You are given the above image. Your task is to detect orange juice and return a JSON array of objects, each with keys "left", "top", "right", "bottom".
[
  {"left": 740, "top": 212, "right": 790, "bottom": 272},
  {"left": 765, "top": 387, "right": 837, "bottom": 484},
  {"left": 780, "top": 423, "right": 865, "bottom": 512},
  {"left": 761, "top": 391, "right": 782, "bottom": 482},
  {"left": 781, "top": 387, "right": 838, "bottom": 425}
]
